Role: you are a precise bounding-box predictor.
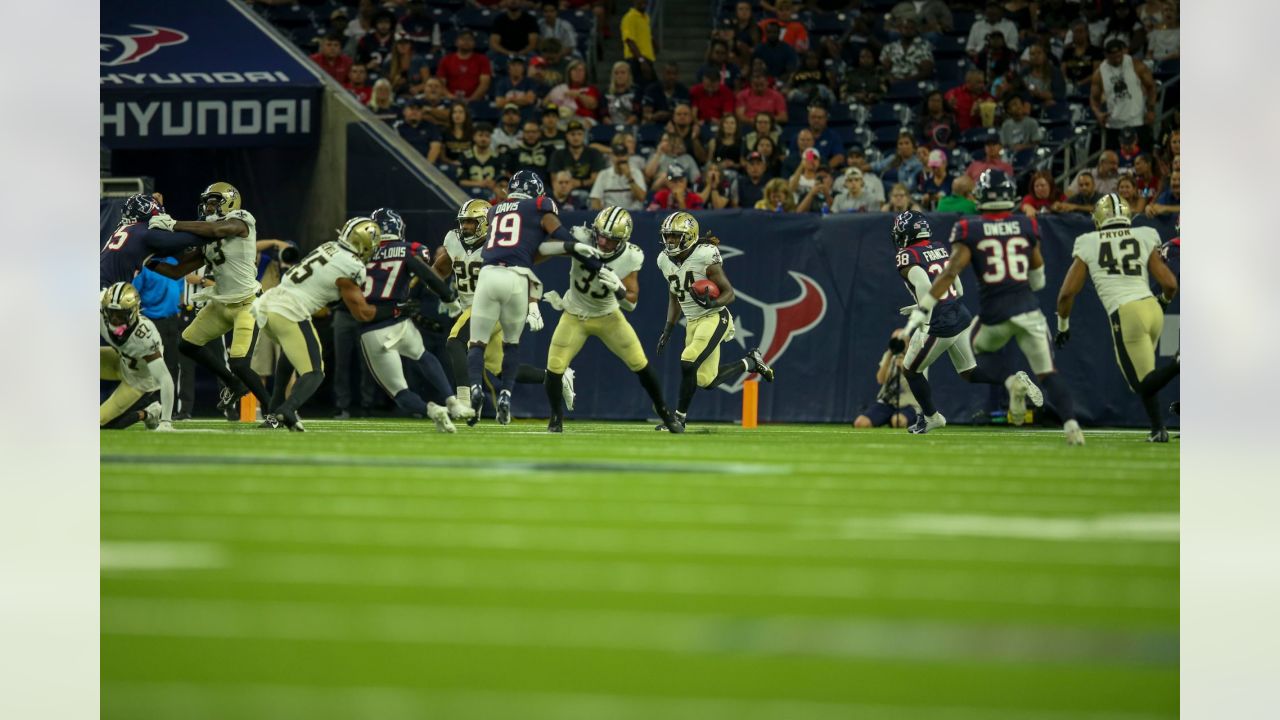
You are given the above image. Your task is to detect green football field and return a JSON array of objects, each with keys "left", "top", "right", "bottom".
[{"left": 101, "top": 420, "right": 1179, "bottom": 719}]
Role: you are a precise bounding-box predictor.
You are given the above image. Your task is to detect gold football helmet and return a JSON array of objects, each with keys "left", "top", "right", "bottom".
[
  {"left": 1092, "top": 193, "right": 1132, "bottom": 229},
  {"left": 457, "top": 198, "right": 491, "bottom": 248},
  {"left": 101, "top": 282, "right": 141, "bottom": 335},
  {"left": 593, "top": 206, "right": 633, "bottom": 261},
  {"left": 337, "top": 216, "right": 380, "bottom": 263},
  {"left": 660, "top": 211, "right": 699, "bottom": 257},
  {"left": 199, "top": 181, "right": 242, "bottom": 220}
]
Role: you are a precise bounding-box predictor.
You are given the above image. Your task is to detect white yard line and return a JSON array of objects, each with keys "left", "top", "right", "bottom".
[{"left": 100, "top": 542, "right": 227, "bottom": 571}]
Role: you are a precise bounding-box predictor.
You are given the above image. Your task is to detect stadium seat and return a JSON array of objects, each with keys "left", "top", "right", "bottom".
[
  {"left": 589, "top": 124, "right": 618, "bottom": 145},
  {"left": 834, "top": 124, "right": 859, "bottom": 146},
  {"left": 636, "top": 123, "right": 664, "bottom": 146},
  {"left": 935, "top": 58, "right": 971, "bottom": 88},
  {"left": 263, "top": 4, "right": 315, "bottom": 29},
  {"left": 808, "top": 11, "right": 846, "bottom": 37},
  {"left": 866, "top": 104, "right": 900, "bottom": 128},
  {"left": 872, "top": 124, "right": 906, "bottom": 147},
  {"left": 779, "top": 125, "right": 801, "bottom": 147},
  {"left": 426, "top": 6, "right": 451, "bottom": 25},
  {"left": 564, "top": 9, "right": 594, "bottom": 34},
  {"left": 1040, "top": 102, "right": 1071, "bottom": 125},
  {"left": 1045, "top": 124, "right": 1074, "bottom": 143},
  {"left": 1154, "top": 58, "right": 1180, "bottom": 81},
  {"left": 960, "top": 126, "right": 996, "bottom": 151},
  {"left": 951, "top": 10, "right": 976, "bottom": 36},
  {"left": 1011, "top": 148, "right": 1037, "bottom": 171},
  {"left": 947, "top": 147, "right": 972, "bottom": 169},
  {"left": 828, "top": 103, "right": 853, "bottom": 126},
  {"left": 786, "top": 101, "right": 809, "bottom": 123},
  {"left": 885, "top": 80, "right": 924, "bottom": 103},
  {"left": 456, "top": 6, "right": 497, "bottom": 31},
  {"left": 469, "top": 101, "right": 498, "bottom": 124},
  {"left": 933, "top": 35, "right": 966, "bottom": 60}
]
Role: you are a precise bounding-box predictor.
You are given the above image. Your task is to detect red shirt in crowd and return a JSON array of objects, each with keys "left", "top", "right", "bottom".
[
  {"left": 311, "top": 52, "right": 353, "bottom": 85},
  {"left": 346, "top": 83, "right": 372, "bottom": 105},
  {"left": 436, "top": 51, "right": 493, "bottom": 99},
  {"left": 735, "top": 86, "right": 786, "bottom": 122},
  {"left": 944, "top": 84, "right": 994, "bottom": 132},
  {"left": 647, "top": 188, "right": 705, "bottom": 211},
  {"left": 1019, "top": 192, "right": 1066, "bottom": 212},
  {"left": 691, "top": 83, "right": 735, "bottom": 122}
]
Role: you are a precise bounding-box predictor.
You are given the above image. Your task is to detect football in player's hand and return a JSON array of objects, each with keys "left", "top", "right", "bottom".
[{"left": 692, "top": 279, "right": 720, "bottom": 300}]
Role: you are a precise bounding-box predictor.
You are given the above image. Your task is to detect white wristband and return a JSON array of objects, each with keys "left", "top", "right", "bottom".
[{"left": 1057, "top": 315, "right": 1070, "bottom": 333}]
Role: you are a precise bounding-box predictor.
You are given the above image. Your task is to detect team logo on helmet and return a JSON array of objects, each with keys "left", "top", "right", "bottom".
[
  {"left": 508, "top": 170, "right": 544, "bottom": 198},
  {"left": 100, "top": 25, "right": 188, "bottom": 66},
  {"left": 891, "top": 211, "right": 932, "bottom": 248},
  {"left": 456, "top": 199, "right": 491, "bottom": 247},
  {"left": 371, "top": 207, "right": 406, "bottom": 241}
]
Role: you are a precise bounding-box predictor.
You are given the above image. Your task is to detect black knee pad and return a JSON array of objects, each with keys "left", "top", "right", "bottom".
[
  {"left": 229, "top": 356, "right": 253, "bottom": 374},
  {"left": 178, "top": 339, "right": 203, "bottom": 357}
]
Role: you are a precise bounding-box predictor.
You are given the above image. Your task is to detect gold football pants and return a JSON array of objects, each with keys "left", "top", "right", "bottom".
[
  {"left": 182, "top": 296, "right": 258, "bottom": 358},
  {"left": 449, "top": 307, "right": 503, "bottom": 374},
  {"left": 261, "top": 312, "right": 324, "bottom": 375},
  {"left": 681, "top": 309, "right": 734, "bottom": 387},
  {"left": 547, "top": 309, "right": 648, "bottom": 374},
  {"left": 99, "top": 347, "right": 144, "bottom": 426},
  {"left": 1110, "top": 297, "right": 1163, "bottom": 392}
]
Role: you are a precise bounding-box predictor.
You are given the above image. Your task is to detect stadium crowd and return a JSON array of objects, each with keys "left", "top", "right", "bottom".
[{"left": 256, "top": 0, "right": 1179, "bottom": 221}]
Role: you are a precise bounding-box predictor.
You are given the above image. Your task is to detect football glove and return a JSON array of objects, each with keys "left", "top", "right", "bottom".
[
  {"left": 1157, "top": 293, "right": 1173, "bottom": 309},
  {"left": 526, "top": 302, "right": 544, "bottom": 331},
  {"left": 898, "top": 304, "right": 917, "bottom": 316},
  {"left": 656, "top": 324, "right": 674, "bottom": 355},
  {"left": 542, "top": 290, "right": 565, "bottom": 311},
  {"left": 440, "top": 298, "right": 463, "bottom": 317},
  {"left": 395, "top": 300, "right": 421, "bottom": 320},
  {"left": 596, "top": 267, "right": 623, "bottom": 292},
  {"left": 570, "top": 225, "right": 594, "bottom": 243},
  {"left": 148, "top": 214, "right": 176, "bottom": 232},
  {"left": 1054, "top": 329, "right": 1070, "bottom": 348},
  {"left": 903, "top": 306, "right": 929, "bottom": 337},
  {"left": 690, "top": 284, "right": 715, "bottom": 308},
  {"left": 572, "top": 241, "right": 605, "bottom": 259}
]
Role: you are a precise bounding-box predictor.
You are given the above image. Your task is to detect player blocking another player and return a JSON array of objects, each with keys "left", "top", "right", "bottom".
[
  {"left": 655, "top": 211, "right": 774, "bottom": 431},
  {"left": 147, "top": 182, "right": 273, "bottom": 415},
  {"left": 541, "top": 206, "right": 684, "bottom": 433},
  {"left": 100, "top": 283, "right": 174, "bottom": 431},
  {"left": 906, "top": 169, "right": 1084, "bottom": 445},
  {"left": 1055, "top": 194, "right": 1179, "bottom": 442},
  {"left": 434, "top": 198, "right": 570, "bottom": 425},
  {"left": 466, "top": 170, "right": 606, "bottom": 425},
  {"left": 100, "top": 193, "right": 212, "bottom": 288},
  {"left": 891, "top": 211, "right": 1037, "bottom": 433},
  {"left": 251, "top": 217, "right": 385, "bottom": 431},
  {"left": 360, "top": 207, "right": 472, "bottom": 433}
]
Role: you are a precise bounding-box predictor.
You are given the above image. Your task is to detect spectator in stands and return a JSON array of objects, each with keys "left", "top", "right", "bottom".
[
  {"left": 345, "top": 0, "right": 377, "bottom": 45},
  {"left": 437, "top": 29, "right": 493, "bottom": 102},
  {"left": 666, "top": 103, "right": 708, "bottom": 165},
  {"left": 796, "top": 104, "right": 845, "bottom": 170},
  {"left": 648, "top": 165, "right": 705, "bottom": 211},
  {"left": 1116, "top": 174, "right": 1147, "bottom": 215},
  {"left": 602, "top": 61, "right": 641, "bottom": 127},
  {"left": 1055, "top": 171, "right": 1100, "bottom": 214},
  {"left": 917, "top": 90, "right": 958, "bottom": 150},
  {"left": 398, "top": 3, "right": 440, "bottom": 52},
  {"left": 492, "top": 104, "right": 524, "bottom": 151},
  {"left": 699, "top": 39, "right": 743, "bottom": 94},
  {"left": 492, "top": 57, "right": 538, "bottom": 111},
  {"left": 736, "top": 72, "right": 788, "bottom": 125},
  {"left": 326, "top": 7, "right": 352, "bottom": 47},
  {"left": 1021, "top": 42, "right": 1066, "bottom": 109},
  {"left": 458, "top": 122, "right": 502, "bottom": 197},
  {"left": 945, "top": 69, "right": 995, "bottom": 133},
  {"left": 312, "top": 32, "right": 354, "bottom": 84},
  {"left": 419, "top": 77, "right": 452, "bottom": 127},
  {"left": 441, "top": 102, "right": 476, "bottom": 164},
  {"left": 729, "top": 1, "right": 761, "bottom": 69},
  {"left": 880, "top": 18, "right": 934, "bottom": 83},
  {"left": 590, "top": 139, "right": 647, "bottom": 211},
  {"left": 1100, "top": 2, "right": 1140, "bottom": 51},
  {"left": 1146, "top": 7, "right": 1179, "bottom": 62},
  {"left": 691, "top": 68, "right": 736, "bottom": 123},
  {"left": 539, "top": 103, "right": 566, "bottom": 150},
  {"left": 345, "top": 63, "right": 373, "bottom": 104},
  {"left": 368, "top": 78, "right": 399, "bottom": 123},
  {"left": 976, "top": 30, "right": 1015, "bottom": 87},
  {"left": 999, "top": 96, "right": 1042, "bottom": 152},
  {"left": 936, "top": 174, "right": 977, "bottom": 213},
  {"left": 609, "top": 130, "right": 649, "bottom": 177},
  {"left": 394, "top": 99, "right": 443, "bottom": 163},
  {"left": 356, "top": 9, "right": 397, "bottom": 73},
  {"left": 786, "top": 51, "right": 835, "bottom": 107},
  {"left": 787, "top": 143, "right": 823, "bottom": 195},
  {"left": 831, "top": 167, "right": 880, "bottom": 213},
  {"left": 966, "top": 2, "right": 1019, "bottom": 58},
  {"left": 759, "top": 0, "right": 810, "bottom": 53},
  {"left": 882, "top": 182, "right": 923, "bottom": 213},
  {"left": 752, "top": 23, "right": 799, "bottom": 83},
  {"left": 387, "top": 35, "right": 423, "bottom": 96},
  {"left": 964, "top": 132, "right": 1014, "bottom": 180},
  {"left": 1004, "top": 0, "right": 1038, "bottom": 43},
  {"left": 874, "top": 132, "right": 924, "bottom": 191},
  {"left": 1067, "top": 150, "right": 1120, "bottom": 196},
  {"left": 549, "top": 170, "right": 583, "bottom": 210},
  {"left": 1091, "top": 37, "right": 1157, "bottom": 151},
  {"left": 1133, "top": 152, "right": 1161, "bottom": 201},
  {"left": 889, "top": 1, "right": 953, "bottom": 35},
  {"left": 707, "top": 114, "right": 744, "bottom": 172},
  {"left": 504, "top": 120, "right": 552, "bottom": 184},
  {"left": 1019, "top": 171, "right": 1065, "bottom": 216},
  {"left": 797, "top": 169, "right": 836, "bottom": 214},
  {"left": 549, "top": 119, "right": 606, "bottom": 203},
  {"left": 547, "top": 60, "right": 601, "bottom": 126},
  {"left": 621, "top": 0, "right": 656, "bottom": 84},
  {"left": 1146, "top": 170, "right": 1179, "bottom": 217},
  {"left": 1061, "top": 21, "right": 1102, "bottom": 95},
  {"left": 738, "top": 151, "right": 773, "bottom": 208},
  {"left": 742, "top": 111, "right": 781, "bottom": 153},
  {"left": 700, "top": 162, "right": 738, "bottom": 209},
  {"left": 844, "top": 146, "right": 885, "bottom": 203},
  {"left": 642, "top": 62, "right": 690, "bottom": 126},
  {"left": 917, "top": 149, "right": 952, "bottom": 208},
  {"left": 754, "top": 135, "right": 785, "bottom": 179},
  {"left": 1117, "top": 128, "right": 1143, "bottom": 168},
  {"left": 539, "top": 1, "right": 579, "bottom": 59},
  {"left": 644, "top": 133, "right": 700, "bottom": 190},
  {"left": 491, "top": 0, "right": 539, "bottom": 60},
  {"left": 755, "top": 178, "right": 796, "bottom": 212},
  {"left": 842, "top": 47, "right": 887, "bottom": 106},
  {"left": 535, "top": 38, "right": 571, "bottom": 88}
]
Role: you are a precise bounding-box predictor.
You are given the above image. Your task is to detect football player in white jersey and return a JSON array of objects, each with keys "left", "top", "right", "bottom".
[
  {"left": 146, "top": 182, "right": 272, "bottom": 414},
  {"left": 655, "top": 211, "right": 774, "bottom": 431},
  {"left": 250, "top": 217, "right": 384, "bottom": 431},
  {"left": 100, "top": 283, "right": 174, "bottom": 431},
  {"left": 1056, "top": 194, "right": 1180, "bottom": 441},
  {"left": 540, "top": 207, "right": 683, "bottom": 433},
  {"left": 432, "top": 198, "right": 571, "bottom": 425}
]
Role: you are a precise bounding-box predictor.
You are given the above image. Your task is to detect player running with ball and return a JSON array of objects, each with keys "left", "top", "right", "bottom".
[{"left": 655, "top": 211, "right": 774, "bottom": 431}]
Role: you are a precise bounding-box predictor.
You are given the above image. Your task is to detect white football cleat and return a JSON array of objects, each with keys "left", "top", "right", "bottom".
[
  {"left": 427, "top": 402, "right": 457, "bottom": 433},
  {"left": 562, "top": 367, "right": 576, "bottom": 412},
  {"left": 1005, "top": 371, "right": 1042, "bottom": 426},
  {"left": 154, "top": 420, "right": 174, "bottom": 432},
  {"left": 143, "top": 402, "right": 162, "bottom": 430},
  {"left": 446, "top": 395, "right": 475, "bottom": 420},
  {"left": 1064, "top": 419, "right": 1085, "bottom": 446}
]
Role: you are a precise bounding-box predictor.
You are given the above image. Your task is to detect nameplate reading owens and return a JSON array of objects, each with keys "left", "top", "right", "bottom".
[{"left": 983, "top": 221, "right": 1022, "bottom": 236}]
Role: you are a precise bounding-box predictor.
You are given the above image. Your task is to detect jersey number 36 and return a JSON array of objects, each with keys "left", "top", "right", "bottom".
[{"left": 975, "top": 236, "right": 1031, "bottom": 283}]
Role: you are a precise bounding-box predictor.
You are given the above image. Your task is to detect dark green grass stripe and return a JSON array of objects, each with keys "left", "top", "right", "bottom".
[{"left": 102, "top": 454, "right": 773, "bottom": 475}]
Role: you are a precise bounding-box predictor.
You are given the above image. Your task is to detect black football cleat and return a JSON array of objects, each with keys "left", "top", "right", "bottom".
[
  {"left": 547, "top": 416, "right": 563, "bottom": 433},
  {"left": 496, "top": 390, "right": 512, "bottom": 426},
  {"left": 258, "top": 413, "right": 283, "bottom": 430},
  {"left": 468, "top": 384, "right": 485, "bottom": 426},
  {"left": 746, "top": 348, "right": 774, "bottom": 382},
  {"left": 1169, "top": 401, "right": 1179, "bottom": 416},
  {"left": 655, "top": 410, "right": 687, "bottom": 432},
  {"left": 1147, "top": 428, "right": 1170, "bottom": 443},
  {"left": 279, "top": 410, "right": 306, "bottom": 432},
  {"left": 907, "top": 413, "right": 929, "bottom": 434}
]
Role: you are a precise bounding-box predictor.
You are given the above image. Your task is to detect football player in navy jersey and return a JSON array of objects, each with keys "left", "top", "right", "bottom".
[
  {"left": 99, "top": 193, "right": 212, "bottom": 288},
  {"left": 906, "top": 169, "right": 1085, "bottom": 445},
  {"left": 892, "top": 211, "right": 1026, "bottom": 433},
  {"left": 466, "top": 170, "right": 606, "bottom": 425},
  {"left": 359, "top": 208, "right": 473, "bottom": 432}
]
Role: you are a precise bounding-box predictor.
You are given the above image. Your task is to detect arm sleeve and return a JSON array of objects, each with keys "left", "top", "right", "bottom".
[
  {"left": 144, "top": 229, "right": 207, "bottom": 256},
  {"left": 146, "top": 356, "right": 175, "bottom": 423},
  {"left": 1028, "top": 265, "right": 1046, "bottom": 291},
  {"left": 906, "top": 265, "right": 934, "bottom": 306},
  {"left": 406, "top": 255, "right": 456, "bottom": 301}
]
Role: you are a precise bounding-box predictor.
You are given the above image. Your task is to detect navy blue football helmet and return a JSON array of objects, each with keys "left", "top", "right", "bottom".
[
  {"left": 975, "top": 168, "right": 1017, "bottom": 211},
  {"left": 120, "top": 193, "right": 162, "bottom": 224},
  {"left": 508, "top": 169, "right": 544, "bottom": 198},
  {"left": 891, "top": 210, "right": 932, "bottom": 248},
  {"left": 371, "top": 207, "right": 405, "bottom": 240}
]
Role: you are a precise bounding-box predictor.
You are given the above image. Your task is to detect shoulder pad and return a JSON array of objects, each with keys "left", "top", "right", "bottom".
[
  {"left": 627, "top": 244, "right": 645, "bottom": 264},
  {"left": 535, "top": 196, "right": 559, "bottom": 215},
  {"left": 226, "top": 209, "right": 255, "bottom": 226},
  {"left": 699, "top": 243, "right": 723, "bottom": 266}
]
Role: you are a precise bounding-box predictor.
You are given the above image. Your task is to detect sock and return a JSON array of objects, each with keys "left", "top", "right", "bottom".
[
  {"left": 180, "top": 339, "right": 240, "bottom": 389},
  {"left": 677, "top": 361, "right": 699, "bottom": 414},
  {"left": 1139, "top": 392, "right": 1165, "bottom": 433},
  {"left": 446, "top": 338, "right": 468, "bottom": 388},
  {"left": 904, "top": 369, "right": 936, "bottom": 416},
  {"left": 517, "top": 364, "right": 546, "bottom": 384},
  {"left": 415, "top": 352, "right": 453, "bottom": 404},
  {"left": 457, "top": 385, "right": 471, "bottom": 404},
  {"left": 1040, "top": 372, "right": 1076, "bottom": 422},
  {"left": 1137, "top": 360, "right": 1180, "bottom": 397},
  {"left": 499, "top": 343, "right": 520, "bottom": 394},
  {"left": 229, "top": 357, "right": 271, "bottom": 406},
  {"left": 709, "top": 359, "right": 749, "bottom": 388},
  {"left": 277, "top": 370, "right": 324, "bottom": 417},
  {"left": 269, "top": 353, "right": 295, "bottom": 414},
  {"left": 965, "top": 354, "right": 1008, "bottom": 385},
  {"left": 634, "top": 364, "right": 670, "bottom": 416},
  {"left": 393, "top": 389, "right": 428, "bottom": 417},
  {"left": 466, "top": 344, "right": 486, "bottom": 389},
  {"left": 545, "top": 370, "right": 564, "bottom": 420}
]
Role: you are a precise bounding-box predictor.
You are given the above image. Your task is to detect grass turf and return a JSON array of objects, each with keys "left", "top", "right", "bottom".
[{"left": 102, "top": 420, "right": 1178, "bottom": 719}]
